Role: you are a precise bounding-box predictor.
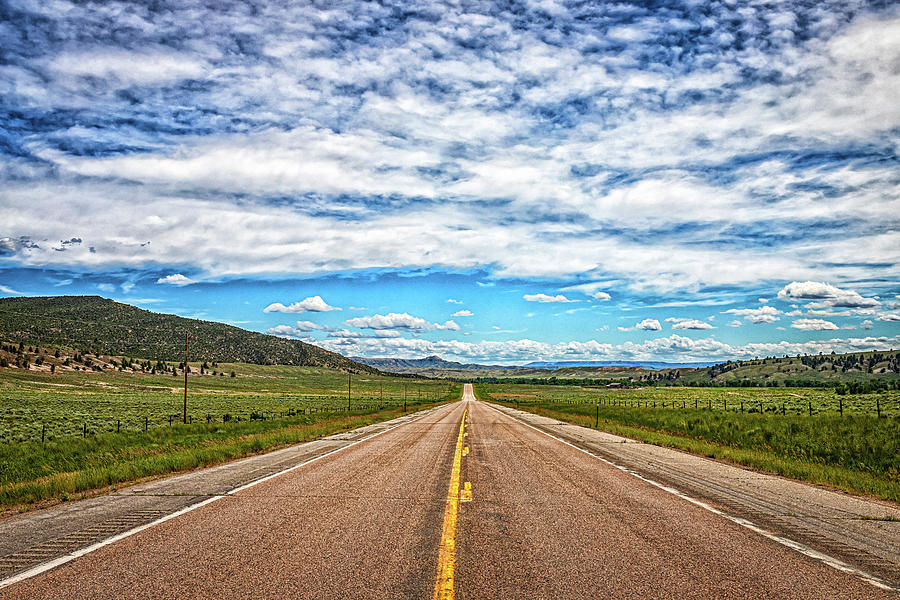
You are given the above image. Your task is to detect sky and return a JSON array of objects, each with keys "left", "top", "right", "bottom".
[{"left": 1, "top": 0, "right": 899, "bottom": 365}]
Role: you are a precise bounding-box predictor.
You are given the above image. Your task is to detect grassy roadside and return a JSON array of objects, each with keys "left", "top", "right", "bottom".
[
  {"left": 1, "top": 396, "right": 456, "bottom": 515},
  {"left": 478, "top": 389, "right": 900, "bottom": 504}
]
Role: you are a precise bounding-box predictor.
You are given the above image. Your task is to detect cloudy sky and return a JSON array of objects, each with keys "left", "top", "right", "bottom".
[{"left": 1, "top": 0, "right": 899, "bottom": 364}]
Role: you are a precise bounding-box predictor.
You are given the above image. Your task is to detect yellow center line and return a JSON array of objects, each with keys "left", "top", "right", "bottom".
[{"left": 433, "top": 404, "right": 468, "bottom": 600}]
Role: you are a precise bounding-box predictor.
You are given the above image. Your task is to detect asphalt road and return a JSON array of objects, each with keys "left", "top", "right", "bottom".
[{"left": 2, "top": 385, "right": 896, "bottom": 599}]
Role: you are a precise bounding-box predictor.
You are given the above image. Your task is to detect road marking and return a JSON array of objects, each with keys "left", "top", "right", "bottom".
[
  {"left": 433, "top": 404, "right": 468, "bottom": 600},
  {"left": 481, "top": 401, "right": 899, "bottom": 593},
  {"left": 460, "top": 482, "right": 472, "bottom": 503},
  {"left": 0, "top": 404, "right": 454, "bottom": 591},
  {"left": 463, "top": 446, "right": 469, "bottom": 456}
]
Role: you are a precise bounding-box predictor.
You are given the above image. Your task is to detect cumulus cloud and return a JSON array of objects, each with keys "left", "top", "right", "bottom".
[
  {"left": 637, "top": 318, "right": 662, "bottom": 331},
  {"left": 724, "top": 305, "right": 781, "bottom": 324},
  {"left": 877, "top": 313, "right": 900, "bottom": 322},
  {"left": 264, "top": 296, "right": 340, "bottom": 313},
  {"left": 777, "top": 281, "right": 880, "bottom": 308},
  {"left": 156, "top": 274, "right": 195, "bottom": 286},
  {"left": 523, "top": 293, "right": 578, "bottom": 303},
  {"left": 267, "top": 323, "right": 324, "bottom": 338},
  {"left": 620, "top": 318, "right": 662, "bottom": 332},
  {"left": 343, "top": 312, "right": 459, "bottom": 331},
  {"left": 327, "top": 329, "right": 403, "bottom": 339},
  {"left": 666, "top": 318, "right": 715, "bottom": 330},
  {"left": 318, "top": 332, "right": 900, "bottom": 364},
  {"left": 452, "top": 309, "right": 473, "bottom": 317},
  {"left": 791, "top": 318, "right": 839, "bottom": 331}
]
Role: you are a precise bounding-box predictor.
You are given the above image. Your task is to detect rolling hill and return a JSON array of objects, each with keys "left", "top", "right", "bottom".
[{"left": 0, "top": 296, "right": 376, "bottom": 372}]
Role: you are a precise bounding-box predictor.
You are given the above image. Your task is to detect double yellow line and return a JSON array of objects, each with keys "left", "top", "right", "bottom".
[{"left": 433, "top": 404, "right": 468, "bottom": 600}]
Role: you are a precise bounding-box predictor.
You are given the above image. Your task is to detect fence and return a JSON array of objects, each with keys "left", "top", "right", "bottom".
[
  {"left": 504, "top": 393, "right": 898, "bottom": 419},
  {"left": 0, "top": 394, "right": 445, "bottom": 445}
]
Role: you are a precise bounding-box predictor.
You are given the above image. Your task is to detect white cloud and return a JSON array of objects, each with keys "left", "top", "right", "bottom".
[
  {"left": 727, "top": 320, "right": 743, "bottom": 327},
  {"left": 723, "top": 305, "right": 781, "bottom": 324},
  {"left": 619, "top": 318, "right": 663, "bottom": 332},
  {"left": 791, "top": 318, "right": 839, "bottom": 331},
  {"left": 318, "top": 332, "right": 900, "bottom": 364},
  {"left": 877, "top": 313, "right": 900, "bottom": 322},
  {"left": 328, "top": 329, "right": 403, "bottom": 339},
  {"left": 523, "top": 293, "right": 578, "bottom": 303},
  {"left": 3, "top": 3, "right": 900, "bottom": 309},
  {"left": 343, "top": 312, "right": 459, "bottom": 331},
  {"left": 447, "top": 298, "right": 463, "bottom": 304},
  {"left": 618, "top": 318, "right": 662, "bottom": 332},
  {"left": 48, "top": 49, "right": 209, "bottom": 90},
  {"left": 777, "top": 281, "right": 880, "bottom": 308},
  {"left": 263, "top": 296, "right": 340, "bottom": 313},
  {"left": 666, "top": 318, "right": 715, "bottom": 330},
  {"left": 452, "top": 309, "right": 473, "bottom": 317},
  {"left": 0, "top": 285, "right": 24, "bottom": 295},
  {"left": 267, "top": 324, "right": 319, "bottom": 338},
  {"left": 558, "top": 282, "right": 613, "bottom": 301},
  {"left": 156, "top": 273, "right": 195, "bottom": 286}
]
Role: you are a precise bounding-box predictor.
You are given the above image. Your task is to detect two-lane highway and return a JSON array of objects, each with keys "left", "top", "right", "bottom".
[{"left": 1, "top": 384, "right": 896, "bottom": 598}]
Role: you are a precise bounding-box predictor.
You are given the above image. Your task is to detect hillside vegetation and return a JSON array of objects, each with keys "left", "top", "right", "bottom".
[
  {"left": 0, "top": 296, "right": 375, "bottom": 373},
  {"left": 470, "top": 351, "right": 900, "bottom": 392}
]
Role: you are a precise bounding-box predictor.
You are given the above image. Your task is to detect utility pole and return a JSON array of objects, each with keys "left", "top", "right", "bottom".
[{"left": 183, "top": 333, "right": 188, "bottom": 424}]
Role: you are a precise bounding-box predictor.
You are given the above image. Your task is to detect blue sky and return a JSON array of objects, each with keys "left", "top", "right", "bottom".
[{"left": 1, "top": 0, "right": 899, "bottom": 364}]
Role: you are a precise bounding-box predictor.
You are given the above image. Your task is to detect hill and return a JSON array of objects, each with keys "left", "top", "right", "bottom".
[
  {"left": 674, "top": 351, "right": 900, "bottom": 390},
  {"left": 0, "top": 296, "right": 376, "bottom": 373}
]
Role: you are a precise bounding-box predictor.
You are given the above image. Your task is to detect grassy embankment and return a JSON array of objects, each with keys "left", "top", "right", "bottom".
[
  {"left": 0, "top": 365, "right": 461, "bottom": 513},
  {"left": 477, "top": 383, "right": 900, "bottom": 503}
]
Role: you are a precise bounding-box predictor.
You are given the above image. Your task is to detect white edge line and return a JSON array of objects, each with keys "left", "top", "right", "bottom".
[
  {"left": 0, "top": 403, "right": 457, "bottom": 590},
  {"left": 481, "top": 401, "right": 898, "bottom": 593}
]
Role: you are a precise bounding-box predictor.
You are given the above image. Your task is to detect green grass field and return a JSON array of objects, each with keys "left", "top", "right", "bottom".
[
  {"left": 0, "top": 365, "right": 460, "bottom": 512},
  {"left": 477, "top": 383, "right": 900, "bottom": 503},
  {"left": 0, "top": 363, "right": 454, "bottom": 444}
]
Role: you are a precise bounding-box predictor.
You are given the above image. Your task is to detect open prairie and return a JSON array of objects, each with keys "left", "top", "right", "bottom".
[{"left": 477, "top": 382, "right": 900, "bottom": 502}]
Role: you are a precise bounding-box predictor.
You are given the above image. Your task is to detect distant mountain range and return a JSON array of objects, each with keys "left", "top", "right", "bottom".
[
  {"left": 522, "top": 360, "right": 720, "bottom": 370},
  {"left": 351, "top": 355, "right": 509, "bottom": 371},
  {"left": 0, "top": 296, "right": 377, "bottom": 373},
  {"left": 352, "top": 355, "right": 719, "bottom": 372}
]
